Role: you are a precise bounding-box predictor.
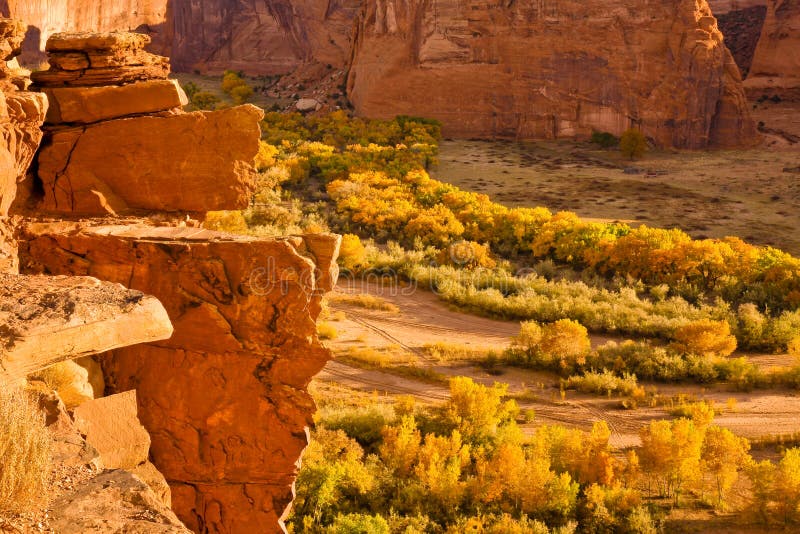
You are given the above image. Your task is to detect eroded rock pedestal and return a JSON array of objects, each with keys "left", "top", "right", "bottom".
[
  {"left": 14, "top": 31, "right": 340, "bottom": 533},
  {"left": 348, "top": 0, "right": 758, "bottom": 148}
]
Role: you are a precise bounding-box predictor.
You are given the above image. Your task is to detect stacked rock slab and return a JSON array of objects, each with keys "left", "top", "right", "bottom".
[
  {"left": 27, "top": 32, "right": 264, "bottom": 216},
  {"left": 18, "top": 31, "right": 341, "bottom": 533}
]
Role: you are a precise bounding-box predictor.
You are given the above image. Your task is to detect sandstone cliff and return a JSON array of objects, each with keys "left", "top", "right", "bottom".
[
  {"left": 747, "top": 0, "right": 800, "bottom": 99},
  {"left": 347, "top": 0, "right": 758, "bottom": 148},
  {"left": 10, "top": 31, "right": 341, "bottom": 533},
  {"left": 1, "top": 0, "right": 360, "bottom": 76}
]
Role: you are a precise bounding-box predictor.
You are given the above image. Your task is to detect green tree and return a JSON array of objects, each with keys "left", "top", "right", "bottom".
[{"left": 620, "top": 129, "right": 647, "bottom": 160}]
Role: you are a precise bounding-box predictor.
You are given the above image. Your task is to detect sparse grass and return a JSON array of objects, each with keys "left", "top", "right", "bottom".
[
  {"left": 337, "top": 347, "right": 416, "bottom": 368},
  {"left": 317, "top": 321, "right": 339, "bottom": 340},
  {"left": 329, "top": 293, "right": 400, "bottom": 313},
  {"left": 421, "top": 342, "right": 489, "bottom": 362},
  {"left": 336, "top": 347, "right": 447, "bottom": 384},
  {"left": 0, "top": 388, "right": 52, "bottom": 514}
]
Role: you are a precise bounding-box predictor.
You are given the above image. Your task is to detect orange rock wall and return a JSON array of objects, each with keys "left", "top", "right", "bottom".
[
  {"left": 347, "top": 0, "right": 758, "bottom": 148},
  {"left": 747, "top": 0, "right": 800, "bottom": 98},
  {"left": 20, "top": 225, "right": 339, "bottom": 532},
  {"left": 1, "top": 0, "right": 360, "bottom": 75},
  {"left": 0, "top": 19, "right": 47, "bottom": 272}
]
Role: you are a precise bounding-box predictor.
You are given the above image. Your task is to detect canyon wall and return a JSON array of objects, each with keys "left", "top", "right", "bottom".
[
  {"left": 0, "top": 0, "right": 360, "bottom": 75},
  {"left": 747, "top": 0, "right": 800, "bottom": 99},
  {"left": 347, "top": 0, "right": 757, "bottom": 148}
]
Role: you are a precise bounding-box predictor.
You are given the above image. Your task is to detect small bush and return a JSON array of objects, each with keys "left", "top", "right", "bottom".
[
  {"left": 671, "top": 319, "right": 737, "bottom": 358},
  {"left": 565, "top": 370, "right": 643, "bottom": 397},
  {"left": 191, "top": 91, "right": 220, "bottom": 110},
  {"left": 590, "top": 131, "right": 620, "bottom": 149},
  {"left": 0, "top": 389, "right": 52, "bottom": 513},
  {"left": 317, "top": 321, "right": 339, "bottom": 340},
  {"left": 29, "top": 360, "right": 94, "bottom": 409},
  {"left": 339, "top": 234, "right": 367, "bottom": 271},
  {"left": 203, "top": 211, "right": 249, "bottom": 234}
]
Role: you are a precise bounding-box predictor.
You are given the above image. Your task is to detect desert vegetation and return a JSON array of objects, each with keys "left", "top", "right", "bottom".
[
  {"left": 200, "top": 111, "right": 800, "bottom": 531},
  {"left": 290, "top": 377, "right": 800, "bottom": 532}
]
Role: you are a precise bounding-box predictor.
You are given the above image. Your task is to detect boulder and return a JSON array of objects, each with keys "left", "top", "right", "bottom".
[
  {"left": 72, "top": 390, "right": 151, "bottom": 471},
  {"left": 49, "top": 470, "right": 190, "bottom": 533},
  {"left": 295, "top": 98, "right": 320, "bottom": 112},
  {"left": 44, "top": 79, "right": 188, "bottom": 124},
  {"left": 35, "top": 104, "right": 263, "bottom": 214}
]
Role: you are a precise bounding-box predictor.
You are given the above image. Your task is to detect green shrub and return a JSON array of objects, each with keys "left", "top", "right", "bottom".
[{"left": 590, "top": 131, "right": 619, "bottom": 149}]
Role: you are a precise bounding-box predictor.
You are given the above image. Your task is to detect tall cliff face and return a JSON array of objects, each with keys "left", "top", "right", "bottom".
[
  {"left": 158, "top": 0, "right": 361, "bottom": 74},
  {"left": 1, "top": 0, "right": 360, "bottom": 75},
  {"left": 0, "top": 0, "right": 169, "bottom": 64},
  {"left": 747, "top": 0, "right": 800, "bottom": 99},
  {"left": 348, "top": 0, "right": 758, "bottom": 148}
]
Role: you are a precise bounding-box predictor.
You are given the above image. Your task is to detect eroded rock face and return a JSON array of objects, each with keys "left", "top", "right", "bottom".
[
  {"left": 3, "top": 0, "right": 361, "bottom": 75},
  {"left": 348, "top": 0, "right": 758, "bottom": 148},
  {"left": 37, "top": 105, "right": 262, "bottom": 214},
  {"left": 747, "top": 0, "right": 800, "bottom": 99},
  {"left": 0, "top": 19, "right": 47, "bottom": 272},
  {"left": 20, "top": 222, "right": 341, "bottom": 532}
]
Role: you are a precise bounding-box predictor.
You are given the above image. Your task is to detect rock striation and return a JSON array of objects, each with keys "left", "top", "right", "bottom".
[
  {"left": 26, "top": 32, "right": 261, "bottom": 215},
  {"left": 747, "top": 0, "right": 800, "bottom": 100},
  {"left": 14, "top": 30, "right": 341, "bottom": 533},
  {"left": 348, "top": 0, "right": 758, "bottom": 148}
]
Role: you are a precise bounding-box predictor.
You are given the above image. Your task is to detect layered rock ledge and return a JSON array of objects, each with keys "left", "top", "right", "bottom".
[{"left": 0, "top": 273, "right": 172, "bottom": 383}]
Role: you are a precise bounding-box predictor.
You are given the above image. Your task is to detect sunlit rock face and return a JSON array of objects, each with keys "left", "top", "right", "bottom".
[
  {"left": 348, "top": 0, "right": 759, "bottom": 148},
  {"left": 746, "top": 0, "right": 800, "bottom": 100}
]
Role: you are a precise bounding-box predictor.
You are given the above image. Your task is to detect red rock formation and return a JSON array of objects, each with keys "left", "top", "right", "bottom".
[
  {"left": 2, "top": 0, "right": 360, "bottom": 75},
  {"left": 747, "top": 0, "right": 800, "bottom": 99},
  {"left": 14, "top": 31, "right": 341, "bottom": 533},
  {"left": 27, "top": 33, "right": 261, "bottom": 215},
  {"left": 348, "top": 0, "right": 758, "bottom": 148},
  {"left": 20, "top": 223, "right": 340, "bottom": 532},
  {"left": 0, "top": 19, "right": 47, "bottom": 272}
]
